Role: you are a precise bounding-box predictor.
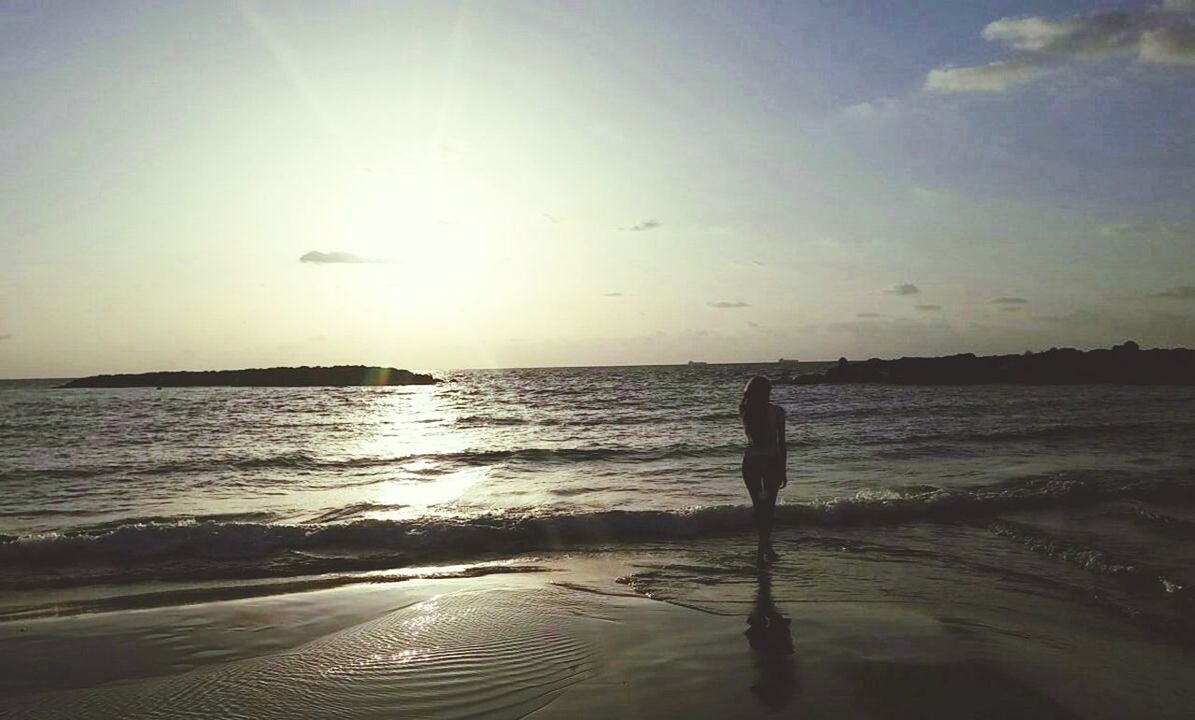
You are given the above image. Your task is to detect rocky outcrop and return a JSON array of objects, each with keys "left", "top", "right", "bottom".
[
  {"left": 62, "top": 366, "right": 441, "bottom": 388},
  {"left": 789, "top": 342, "right": 1195, "bottom": 385}
]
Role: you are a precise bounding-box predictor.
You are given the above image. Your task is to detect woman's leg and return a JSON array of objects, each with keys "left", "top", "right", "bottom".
[
  {"left": 743, "top": 456, "right": 773, "bottom": 563},
  {"left": 759, "top": 462, "right": 782, "bottom": 560},
  {"left": 758, "top": 479, "right": 776, "bottom": 560},
  {"left": 736, "top": 456, "right": 764, "bottom": 563}
]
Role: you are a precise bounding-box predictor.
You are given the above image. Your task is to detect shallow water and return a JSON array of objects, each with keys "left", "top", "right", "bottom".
[{"left": 4, "top": 549, "right": 1194, "bottom": 720}]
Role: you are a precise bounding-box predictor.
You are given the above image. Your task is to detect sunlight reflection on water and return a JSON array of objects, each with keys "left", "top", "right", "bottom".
[{"left": 369, "top": 468, "right": 491, "bottom": 520}]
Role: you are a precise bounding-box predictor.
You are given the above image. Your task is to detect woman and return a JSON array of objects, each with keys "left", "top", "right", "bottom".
[{"left": 739, "top": 375, "right": 787, "bottom": 564}]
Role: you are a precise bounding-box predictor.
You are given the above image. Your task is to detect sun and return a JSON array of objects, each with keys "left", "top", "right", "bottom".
[{"left": 337, "top": 166, "right": 503, "bottom": 315}]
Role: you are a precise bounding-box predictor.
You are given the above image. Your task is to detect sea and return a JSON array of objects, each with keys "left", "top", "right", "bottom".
[{"left": 2, "top": 364, "right": 1194, "bottom": 639}]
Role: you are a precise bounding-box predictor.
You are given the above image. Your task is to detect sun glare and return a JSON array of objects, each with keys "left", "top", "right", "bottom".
[{"left": 336, "top": 167, "right": 504, "bottom": 317}]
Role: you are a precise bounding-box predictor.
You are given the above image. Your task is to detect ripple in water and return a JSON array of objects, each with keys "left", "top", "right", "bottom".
[{"left": 5, "top": 587, "right": 599, "bottom": 720}]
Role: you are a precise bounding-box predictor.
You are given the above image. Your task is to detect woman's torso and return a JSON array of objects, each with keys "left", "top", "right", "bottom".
[{"left": 743, "top": 403, "right": 783, "bottom": 457}]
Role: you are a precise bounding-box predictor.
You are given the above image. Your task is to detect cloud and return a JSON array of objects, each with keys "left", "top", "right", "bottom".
[
  {"left": 603, "top": 292, "right": 623, "bottom": 297},
  {"left": 623, "top": 219, "right": 661, "bottom": 232},
  {"left": 993, "top": 297, "right": 1029, "bottom": 305},
  {"left": 856, "top": 312, "right": 883, "bottom": 318},
  {"left": 1100, "top": 221, "right": 1185, "bottom": 237},
  {"left": 910, "top": 186, "right": 948, "bottom": 201},
  {"left": 926, "top": 59, "right": 1055, "bottom": 93},
  {"left": 299, "top": 251, "right": 390, "bottom": 264},
  {"left": 708, "top": 301, "right": 750, "bottom": 308},
  {"left": 926, "top": 3, "right": 1195, "bottom": 93},
  {"left": 1150, "top": 285, "right": 1195, "bottom": 298},
  {"left": 915, "top": 304, "right": 943, "bottom": 311},
  {"left": 841, "top": 97, "right": 902, "bottom": 119},
  {"left": 884, "top": 283, "right": 921, "bottom": 296},
  {"left": 1140, "top": 24, "right": 1195, "bottom": 64},
  {"left": 981, "top": 16, "right": 1080, "bottom": 51},
  {"left": 981, "top": 12, "right": 1141, "bottom": 57}
]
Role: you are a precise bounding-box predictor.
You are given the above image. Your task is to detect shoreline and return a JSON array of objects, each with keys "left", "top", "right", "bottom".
[{"left": 4, "top": 542, "right": 1194, "bottom": 719}]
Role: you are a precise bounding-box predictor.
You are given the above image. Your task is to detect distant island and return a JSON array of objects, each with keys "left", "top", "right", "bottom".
[
  {"left": 62, "top": 366, "right": 441, "bottom": 388},
  {"left": 789, "top": 342, "right": 1195, "bottom": 385}
]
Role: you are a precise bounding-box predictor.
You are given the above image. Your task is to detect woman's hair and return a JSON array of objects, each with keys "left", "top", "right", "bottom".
[{"left": 739, "top": 375, "right": 773, "bottom": 445}]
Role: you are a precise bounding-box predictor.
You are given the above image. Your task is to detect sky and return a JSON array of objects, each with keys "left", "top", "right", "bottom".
[{"left": 2, "top": 0, "right": 1194, "bottom": 376}]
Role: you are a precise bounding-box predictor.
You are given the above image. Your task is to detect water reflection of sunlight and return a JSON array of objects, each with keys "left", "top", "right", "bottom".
[
  {"left": 369, "top": 467, "right": 489, "bottom": 519},
  {"left": 361, "top": 558, "right": 529, "bottom": 580},
  {"left": 352, "top": 385, "right": 463, "bottom": 460},
  {"left": 347, "top": 386, "right": 485, "bottom": 518}
]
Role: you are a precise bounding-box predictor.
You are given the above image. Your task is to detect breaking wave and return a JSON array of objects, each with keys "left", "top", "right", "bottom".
[{"left": 3, "top": 469, "right": 1192, "bottom": 589}]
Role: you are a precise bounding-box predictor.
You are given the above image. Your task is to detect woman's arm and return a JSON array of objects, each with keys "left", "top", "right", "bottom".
[{"left": 775, "top": 405, "right": 787, "bottom": 488}]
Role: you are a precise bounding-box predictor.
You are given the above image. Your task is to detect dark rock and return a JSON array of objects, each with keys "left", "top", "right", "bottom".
[
  {"left": 62, "top": 366, "right": 442, "bottom": 388},
  {"left": 789, "top": 342, "right": 1194, "bottom": 386}
]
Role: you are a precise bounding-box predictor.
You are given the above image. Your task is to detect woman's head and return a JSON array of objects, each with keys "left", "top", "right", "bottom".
[
  {"left": 740, "top": 375, "right": 773, "bottom": 443},
  {"left": 741, "top": 375, "right": 772, "bottom": 406}
]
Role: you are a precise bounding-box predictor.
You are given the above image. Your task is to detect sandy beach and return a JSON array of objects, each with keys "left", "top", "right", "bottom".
[{"left": 4, "top": 533, "right": 1193, "bottom": 720}]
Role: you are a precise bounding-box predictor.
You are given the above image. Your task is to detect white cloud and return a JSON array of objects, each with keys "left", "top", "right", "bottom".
[
  {"left": 927, "top": 3, "right": 1195, "bottom": 93},
  {"left": 841, "top": 97, "right": 901, "bottom": 119},
  {"left": 926, "top": 59, "right": 1055, "bottom": 93},
  {"left": 1100, "top": 220, "right": 1186, "bottom": 237},
  {"left": 982, "top": 16, "right": 1078, "bottom": 51}
]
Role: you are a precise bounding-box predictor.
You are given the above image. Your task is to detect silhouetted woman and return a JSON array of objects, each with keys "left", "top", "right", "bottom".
[{"left": 739, "top": 375, "right": 786, "bottom": 564}]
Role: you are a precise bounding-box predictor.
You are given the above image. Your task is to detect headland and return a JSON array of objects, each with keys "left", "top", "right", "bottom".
[
  {"left": 790, "top": 341, "right": 1194, "bottom": 385},
  {"left": 61, "top": 366, "right": 441, "bottom": 388}
]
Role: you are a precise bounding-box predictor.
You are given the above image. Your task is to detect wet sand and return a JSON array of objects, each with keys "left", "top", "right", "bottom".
[{"left": 2, "top": 546, "right": 1193, "bottom": 719}]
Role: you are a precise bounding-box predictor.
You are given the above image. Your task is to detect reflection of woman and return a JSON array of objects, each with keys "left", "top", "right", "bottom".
[
  {"left": 745, "top": 570, "right": 797, "bottom": 710},
  {"left": 739, "top": 376, "right": 787, "bottom": 565}
]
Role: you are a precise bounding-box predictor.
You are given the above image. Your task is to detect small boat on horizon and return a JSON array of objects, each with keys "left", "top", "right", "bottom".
[
  {"left": 687, "top": 361, "right": 709, "bottom": 367},
  {"left": 778, "top": 358, "right": 799, "bottom": 368}
]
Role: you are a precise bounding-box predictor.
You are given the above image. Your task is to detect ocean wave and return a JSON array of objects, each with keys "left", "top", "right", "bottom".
[
  {"left": 9, "top": 417, "right": 1194, "bottom": 485},
  {"left": 0, "top": 563, "right": 553, "bottom": 621},
  {"left": 304, "top": 502, "right": 408, "bottom": 523},
  {"left": 1127, "top": 506, "right": 1195, "bottom": 534},
  {"left": 1, "top": 444, "right": 753, "bottom": 483},
  {"left": 854, "top": 420, "right": 1195, "bottom": 448},
  {"left": 988, "top": 520, "right": 1193, "bottom": 619},
  {"left": 988, "top": 520, "right": 1142, "bottom": 578},
  {"left": 454, "top": 411, "right": 742, "bottom": 427},
  {"left": 454, "top": 414, "right": 531, "bottom": 427},
  {"left": 3, "top": 470, "right": 1193, "bottom": 589}
]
